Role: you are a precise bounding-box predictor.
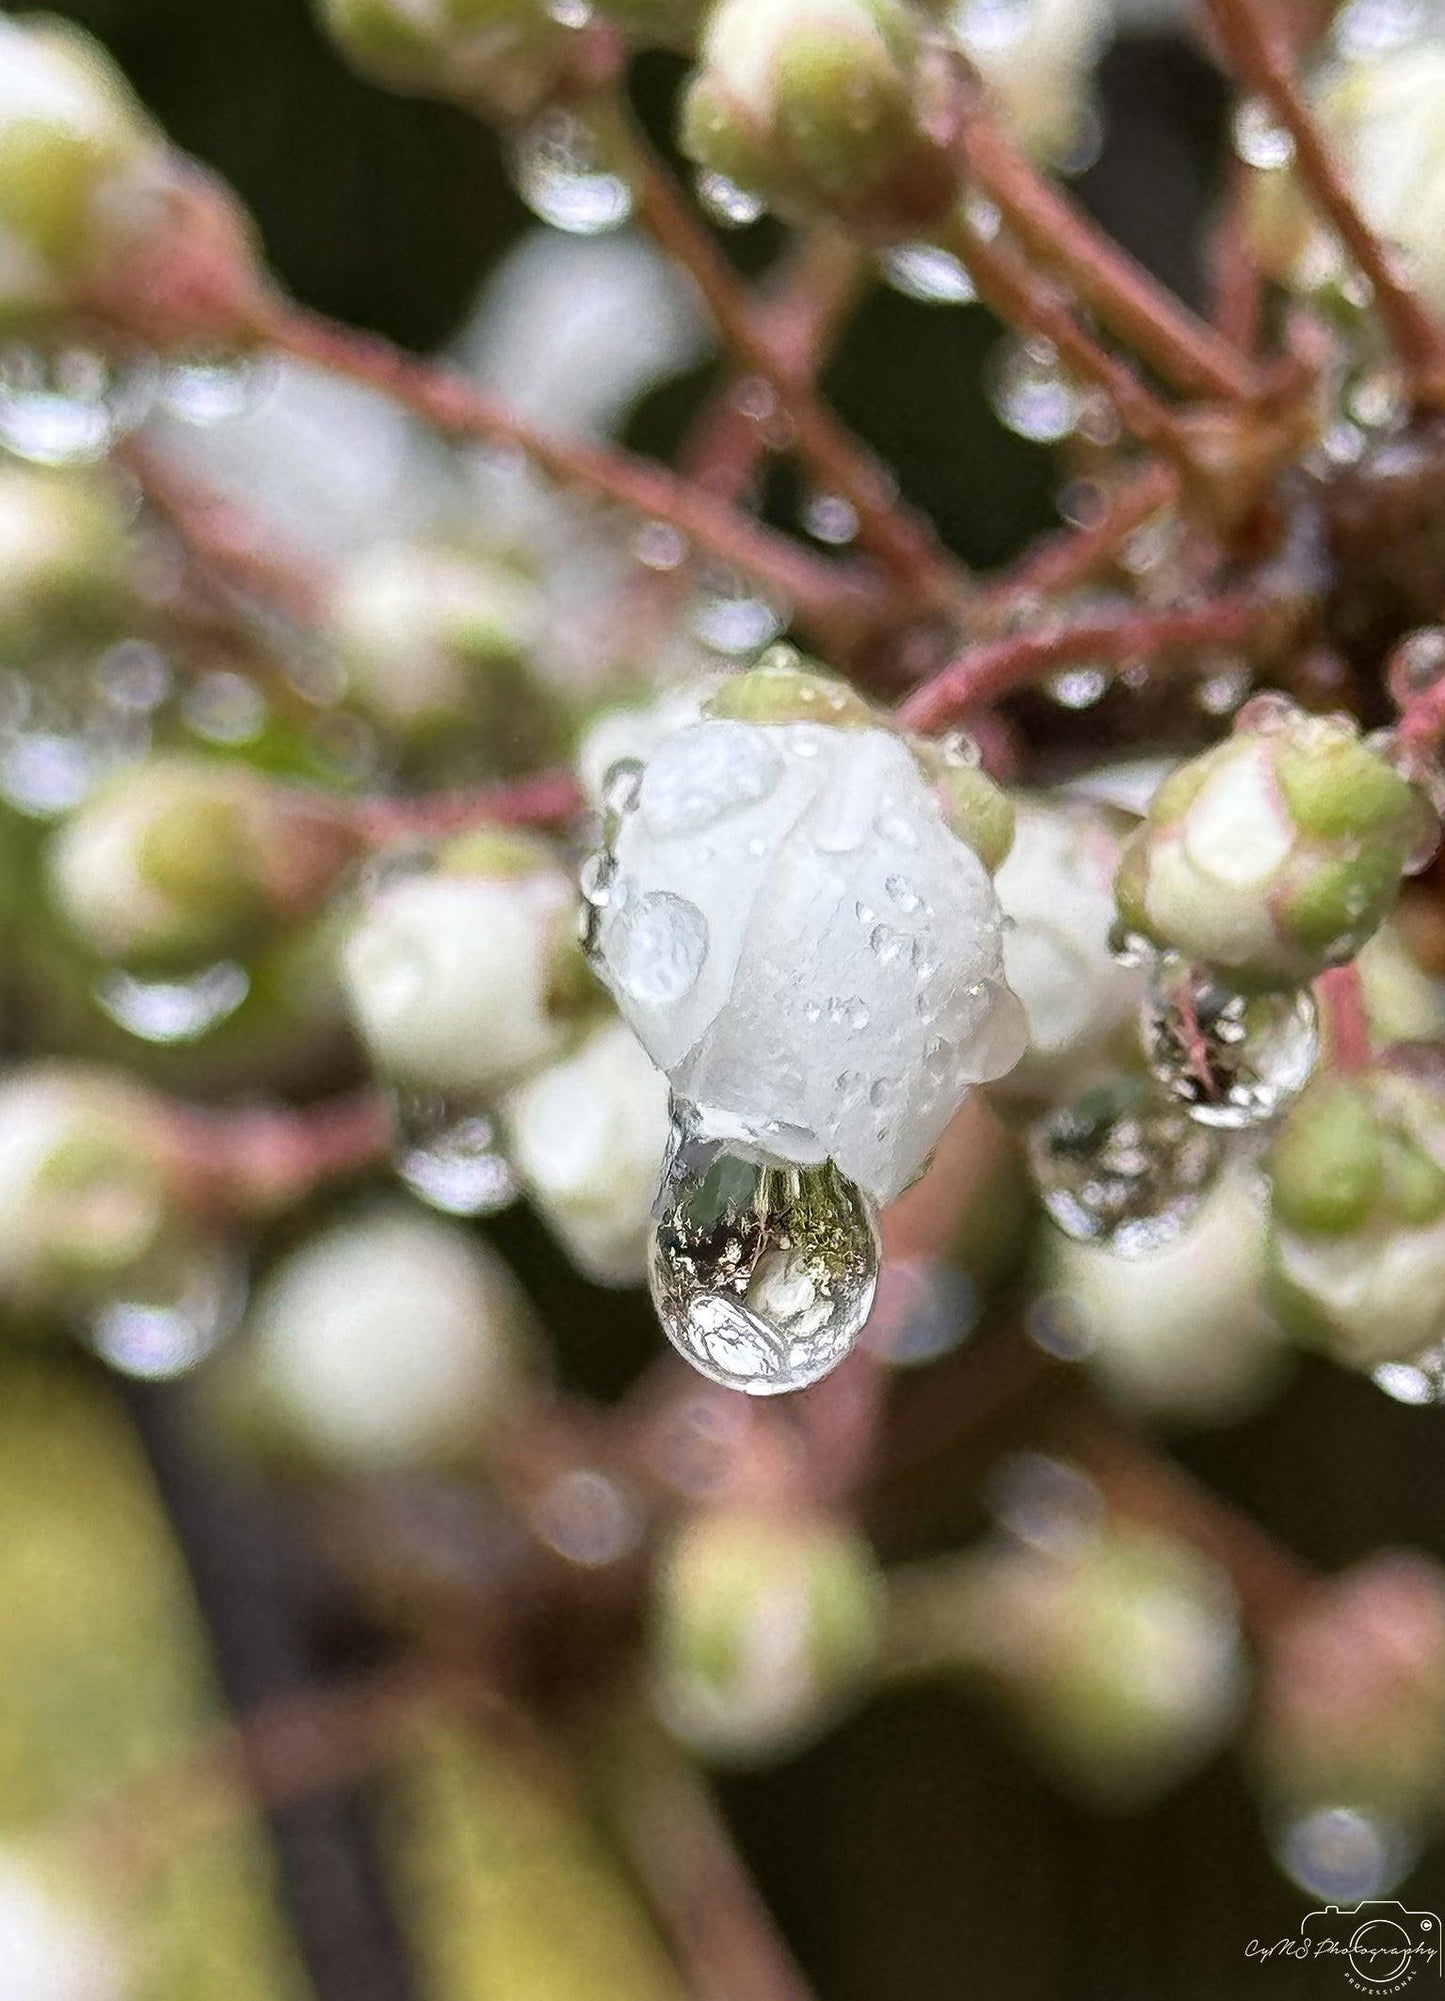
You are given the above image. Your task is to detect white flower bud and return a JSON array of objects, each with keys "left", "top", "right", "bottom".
[
  {"left": 502, "top": 1019, "right": 670, "bottom": 1285},
  {"left": 0, "top": 1063, "right": 175, "bottom": 1308},
  {"left": 993, "top": 794, "right": 1141, "bottom": 1103},
  {"left": 651, "top": 1507, "right": 885, "bottom": 1762},
  {"left": 244, "top": 1201, "right": 532, "bottom": 1468},
  {"left": 343, "top": 835, "right": 589, "bottom": 1097},
  {"left": 953, "top": 0, "right": 1108, "bottom": 166},
  {"left": 0, "top": 1852, "right": 126, "bottom": 2001},
  {"left": 325, "top": 540, "right": 543, "bottom": 734},
  {"left": 1038, "top": 1169, "right": 1290, "bottom": 1425},
  {"left": 0, "top": 464, "right": 131, "bottom": 659},
  {"left": 575, "top": 680, "right": 721, "bottom": 812},
  {"left": 591, "top": 669, "right": 1026, "bottom": 1206},
  {"left": 318, "top": 0, "right": 569, "bottom": 120}
]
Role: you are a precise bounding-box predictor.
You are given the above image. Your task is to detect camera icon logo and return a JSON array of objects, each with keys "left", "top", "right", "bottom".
[{"left": 1302, "top": 1903, "right": 1443, "bottom": 1991}]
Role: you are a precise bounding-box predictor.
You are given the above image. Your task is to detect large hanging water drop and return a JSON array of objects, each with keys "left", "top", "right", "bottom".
[
  {"left": 1029, "top": 1078, "right": 1224, "bottom": 1257},
  {"left": 650, "top": 1106, "right": 880, "bottom": 1394},
  {"left": 508, "top": 109, "right": 634, "bottom": 234},
  {"left": 1142, "top": 955, "right": 1318, "bottom": 1129}
]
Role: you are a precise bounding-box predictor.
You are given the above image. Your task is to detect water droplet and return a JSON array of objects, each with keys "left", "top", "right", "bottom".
[
  {"left": 93, "top": 641, "right": 172, "bottom": 715},
  {"left": 1372, "top": 1338, "right": 1445, "bottom": 1405},
  {"left": 509, "top": 110, "right": 633, "bottom": 234},
  {"left": 601, "top": 756, "right": 644, "bottom": 820},
  {"left": 1142, "top": 958, "right": 1318, "bottom": 1129},
  {"left": 80, "top": 1240, "right": 244, "bottom": 1380},
  {"left": 987, "top": 337, "right": 1080, "bottom": 443},
  {"left": 639, "top": 721, "right": 783, "bottom": 837},
  {"left": 985, "top": 1452, "right": 1103, "bottom": 1553},
  {"left": 1029, "top": 1080, "right": 1224, "bottom": 1257},
  {"left": 691, "top": 574, "right": 786, "bottom": 655},
  {"left": 1195, "top": 656, "right": 1252, "bottom": 716},
  {"left": 1274, "top": 1804, "right": 1415, "bottom": 1902},
  {"left": 802, "top": 490, "right": 860, "bottom": 545},
  {"left": 182, "top": 669, "right": 266, "bottom": 745},
  {"left": 0, "top": 726, "right": 94, "bottom": 817},
  {"left": 1333, "top": 0, "right": 1426, "bottom": 61},
  {"left": 633, "top": 519, "right": 687, "bottom": 570},
  {"left": 694, "top": 170, "right": 766, "bottom": 227},
  {"left": 393, "top": 1091, "right": 518, "bottom": 1216},
  {"left": 546, "top": 0, "right": 593, "bottom": 23},
  {"left": 608, "top": 890, "right": 709, "bottom": 1004},
  {"left": 1233, "top": 97, "right": 1295, "bottom": 169},
  {"left": 1388, "top": 626, "right": 1445, "bottom": 707},
  {"left": 532, "top": 1467, "right": 641, "bottom": 1566},
  {"left": 650, "top": 1107, "right": 880, "bottom": 1394},
  {"left": 0, "top": 341, "right": 157, "bottom": 464},
  {"left": 885, "top": 873, "right": 923, "bottom": 913},
  {"left": 1047, "top": 665, "right": 1109, "bottom": 709},
  {"left": 160, "top": 349, "right": 270, "bottom": 426},
  {"left": 879, "top": 243, "right": 977, "bottom": 304},
  {"left": 94, "top": 961, "right": 250, "bottom": 1043}
]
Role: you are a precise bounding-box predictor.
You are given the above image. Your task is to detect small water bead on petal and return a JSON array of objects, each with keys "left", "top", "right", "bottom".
[
  {"left": 1029, "top": 1079, "right": 1225, "bottom": 1258},
  {"left": 160, "top": 348, "right": 271, "bottom": 426},
  {"left": 607, "top": 889, "right": 709, "bottom": 1005},
  {"left": 1142, "top": 956, "right": 1319, "bottom": 1130},
  {"left": 638, "top": 720, "right": 784, "bottom": 837},
  {"left": 879, "top": 243, "right": 977, "bottom": 303},
  {"left": 694, "top": 170, "right": 767, "bottom": 226},
  {"left": 393, "top": 1090, "right": 518, "bottom": 1217},
  {"left": 0, "top": 341, "right": 158, "bottom": 465},
  {"left": 649, "top": 1107, "right": 880, "bottom": 1395},
  {"left": 690, "top": 574, "right": 787, "bottom": 655},
  {"left": 509, "top": 109, "right": 634, "bottom": 234},
  {"left": 987, "top": 336, "right": 1080, "bottom": 443}
]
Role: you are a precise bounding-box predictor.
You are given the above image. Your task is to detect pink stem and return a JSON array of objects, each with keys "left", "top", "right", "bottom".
[
  {"left": 1317, "top": 962, "right": 1373, "bottom": 1074},
  {"left": 343, "top": 767, "right": 585, "bottom": 842}
]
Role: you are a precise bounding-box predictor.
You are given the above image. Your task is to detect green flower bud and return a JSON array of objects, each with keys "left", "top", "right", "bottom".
[
  {"left": 679, "top": 0, "right": 958, "bottom": 229},
  {"left": 1266, "top": 1065, "right": 1445, "bottom": 1371},
  {"left": 0, "top": 462, "right": 132, "bottom": 660},
  {"left": 651, "top": 1506, "right": 885, "bottom": 1762},
  {"left": 952, "top": 0, "right": 1107, "bottom": 168},
  {"left": 1114, "top": 700, "right": 1434, "bottom": 991},
  {"left": 318, "top": 0, "right": 570, "bottom": 120},
  {"left": 45, "top": 757, "right": 351, "bottom": 973}
]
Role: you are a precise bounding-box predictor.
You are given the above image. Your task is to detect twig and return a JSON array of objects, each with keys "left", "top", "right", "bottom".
[
  {"left": 898, "top": 588, "right": 1274, "bottom": 731},
  {"left": 973, "top": 461, "right": 1180, "bottom": 619},
  {"left": 258, "top": 302, "right": 880, "bottom": 656},
  {"left": 167, "top": 1088, "right": 393, "bottom": 1220},
  {"left": 1203, "top": 0, "right": 1445, "bottom": 399},
  {"left": 1317, "top": 961, "right": 1372, "bottom": 1074},
  {"left": 338, "top": 767, "right": 585, "bottom": 843}
]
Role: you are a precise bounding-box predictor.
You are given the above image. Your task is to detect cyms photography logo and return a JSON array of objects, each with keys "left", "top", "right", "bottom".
[{"left": 1248, "top": 1903, "right": 1443, "bottom": 1992}]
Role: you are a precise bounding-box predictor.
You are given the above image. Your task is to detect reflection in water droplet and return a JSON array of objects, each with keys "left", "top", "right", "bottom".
[
  {"left": 1047, "top": 665, "right": 1109, "bottom": 709},
  {"left": 0, "top": 341, "right": 157, "bottom": 464},
  {"left": 1274, "top": 1804, "right": 1414, "bottom": 1903},
  {"left": 1143, "top": 957, "right": 1318, "bottom": 1129},
  {"left": 988, "top": 337, "right": 1079, "bottom": 443},
  {"left": 802, "top": 490, "right": 860, "bottom": 545},
  {"left": 160, "top": 349, "right": 270, "bottom": 425},
  {"left": 0, "top": 728, "right": 93, "bottom": 817},
  {"left": 509, "top": 109, "right": 633, "bottom": 233},
  {"left": 80, "top": 1241, "right": 244, "bottom": 1381},
  {"left": 1372, "top": 1339, "right": 1445, "bottom": 1405},
  {"left": 879, "top": 243, "right": 977, "bottom": 304},
  {"left": 650, "top": 1107, "right": 879, "bottom": 1394},
  {"left": 94, "top": 962, "right": 250, "bottom": 1043},
  {"left": 1029, "top": 1079, "right": 1223, "bottom": 1257},
  {"left": 690, "top": 575, "right": 786, "bottom": 655},
  {"left": 393, "top": 1091, "right": 518, "bottom": 1216},
  {"left": 695, "top": 170, "right": 766, "bottom": 227},
  {"left": 1232, "top": 96, "right": 1295, "bottom": 169},
  {"left": 609, "top": 890, "right": 708, "bottom": 1005}
]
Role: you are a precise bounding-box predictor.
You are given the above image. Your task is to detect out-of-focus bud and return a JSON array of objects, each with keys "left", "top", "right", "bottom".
[
  {"left": 679, "top": 0, "right": 959, "bottom": 229},
  {"left": 1036, "top": 1168, "right": 1290, "bottom": 1426},
  {"left": 324, "top": 540, "right": 554, "bottom": 772},
  {"left": 651, "top": 1506, "right": 885, "bottom": 1761},
  {"left": 992, "top": 794, "right": 1141, "bottom": 1106},
  {"left": 1114, "top": 698, "right": 1434, "bottom": 991},
  {"left": 949, "top": 1524, "right": 1247, "bottom": 1806},
  {"left": 0, "top": 1062, "right": 176, "bottom": 1309},
  {"left": 0, "top": 1849, "right": 127, "bottom": 2001},
  {"left": 952, "top": 0, "right": 1107, "bottom": 167},
  {"left": 1265, "top": 1065, "right": 1445, "bottom": 1375},
  {"left": 46, "top": 757, "right": 354, "bottom": 973},
  {"left": 1250, "top": 44, "right": 1445, "bottom": 317},
  {"left": 0, "top": 14, "right": 267, "bottom": 344},
  {"left": 1358, "top": 918, "right": 1445, "bottom": 1046},
  {"left": 317, "top": 0, "right": 570, "bottom": 121},
  {"left": 502, "top": 1018, "right": 670, "bottom": 1286},
  {"left": 237, "top": 1201, "right": 534, "bottom": 1470},
  {"left": 1256, "top": 1553, "right": 1445, "bottom": 1884},
  {"left": 343, "top": 830, "right": 594, "bottom": 1098},
  {"left": 0, "top": 463, "right": 132, "bottom": 660}
]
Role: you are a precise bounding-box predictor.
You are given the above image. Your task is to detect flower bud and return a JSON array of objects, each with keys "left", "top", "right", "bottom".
[
  {"left": 324, "top": 540, "right": 550, "bottom": 765},
  {"left": 952, "top": 0, "right": 1107, "bottom": 167},
  {"left": 46, "top": 757, "right": 352, "bottom": 973},
  {"left": 952, "top": 1524, "right": 1247, "bottom": 1807},
  {"left": 993, "top": 794, "right": 1142, "bottom": 1105},
  {"left": 237, "top": 1200, "right": 534, "bottom": 1470},
  {"left": 501, "top": 1018, "right": 670, "bottom": 1285},
  {"left": 0, "top": 1062, "right": 177, "bottom": 1309},
  {"left": 317, "top": 0, "right": 570, "bottom": 121},
  {"left": 679, "top": 0, "right": 958, "bottom": 229},
  {"left": 1256, "top": 1553, "right": 1445, "bottom": 1839},
  {"left": 1265, "top": 1065, "right": 1445, "bottom": 1373},
  {"left": 1250, "top": 43, "right": 1445, "bottom": 317},
  {"left": 575, "top": 678, "right": 720, "bottom": 811},
  {"left": 0, "top": 15, "right": 266, "bottom": 342},
  {"left": 1114, "top": 701, "right": 1433, "bottom": 991},
  {"left": 589, "top": 651, "right": 1025, "bottom": 1208},
  {"left": 651, "top": 1506, "right": 885, "bottom": 1761},
  {"left": 0, "top": 1849, "right": 127, "bottom": 2001},
  {"left": 343, "top": 831, "right": 593, "bottom": 1098},
  {"left": 0, "top": 463, "right": 132, "bottom": 660},
  {"left": 1036, "top": 1168, "right": 1289, "bottom": 1425}
]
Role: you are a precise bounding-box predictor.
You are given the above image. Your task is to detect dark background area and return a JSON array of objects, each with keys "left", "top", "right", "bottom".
[{"left": 40, "top": 4, "right": 1445, "bottom": 1991}]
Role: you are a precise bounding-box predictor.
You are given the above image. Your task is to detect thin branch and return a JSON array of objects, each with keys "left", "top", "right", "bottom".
[
  {"left": 337, "top": 767, "right": 585, "bottom": 843},
  {"left": 973, "top": 461, "right": 1180, "bottom": 620},
  {"left": 258, "top": 301, "right": 880, "bottom": 656},
  {"left": 1317, "top": 961, "right": 1373, "bottom": 1074},
  {"left": 1209, "top": 160, "right": 1266, "bottom": 353},
  {"left": 167, "top": 1088, "right": 393, "bottom": 1221},
  {"left": 1203, "top": 0, "right": 1445, "bottom": 398},
  {"left": 898, "top": 588, "right": 1274, "bottom": 731}
]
